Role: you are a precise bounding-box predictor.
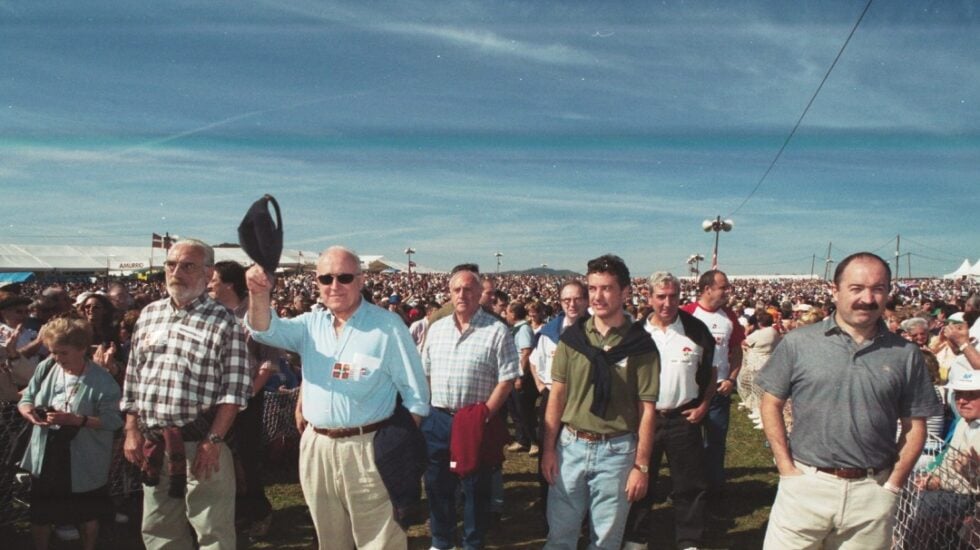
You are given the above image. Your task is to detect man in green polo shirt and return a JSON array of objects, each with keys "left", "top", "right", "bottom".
[{"left": 540, "top": 254, "right": 660, "bottom": 549}]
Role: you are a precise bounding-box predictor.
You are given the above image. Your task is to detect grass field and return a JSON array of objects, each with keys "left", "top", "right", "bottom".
[{"left": 5, "top": 397, "right": 778, "bottom": 549}]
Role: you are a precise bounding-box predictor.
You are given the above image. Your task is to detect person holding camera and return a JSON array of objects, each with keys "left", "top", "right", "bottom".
[{"left": 17, "top": 316, "right": 123, "bottom": 550}]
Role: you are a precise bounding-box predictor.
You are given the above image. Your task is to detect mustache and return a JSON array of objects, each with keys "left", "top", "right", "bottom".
[{"left": 852, "top": 302, "right": 879, "bottom": 311}]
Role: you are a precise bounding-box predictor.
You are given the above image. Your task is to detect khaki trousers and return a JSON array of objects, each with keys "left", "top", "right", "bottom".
[
  {"left": 763, "top": 461, "right": 898, "bottom": 550},
  {"left": 142, "top": 441, "right": 236, "bottom": 550},
  {"left": 299, "top": 426, "right": 405, "bottom": 550}
]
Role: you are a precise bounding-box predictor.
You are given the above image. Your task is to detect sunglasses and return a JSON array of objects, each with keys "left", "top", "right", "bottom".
[{"left": 317, "top": 273, "right": 357, "bottom": 285}]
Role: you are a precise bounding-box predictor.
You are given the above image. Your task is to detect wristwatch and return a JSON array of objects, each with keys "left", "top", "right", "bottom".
[
  {"left": 206, "top": 432, "right": 224, "bottom": 445},
  {"left": 633, "top": 463, "right": 649, "bottom": 474}
]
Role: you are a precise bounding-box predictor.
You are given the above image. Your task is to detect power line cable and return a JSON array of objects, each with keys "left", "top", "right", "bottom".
[
  {"left": 909, "top": 251, "right": 965, "bottom": 264},
  {"left": 900, "top": 236, "right": 971, "bottom": 260},
  {"left": 728, "top": 0, "right": 875, "bottom": 217},
  {"left": 868, "top": 235, "right": 898, "bottom": 255}
]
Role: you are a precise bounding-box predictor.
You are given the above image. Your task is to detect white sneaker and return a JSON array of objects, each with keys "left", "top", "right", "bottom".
[
  {"left": 55, "top": 525, "right": 80, "bottom": 541},
  {"left": 622, "top": 542, "right": 648, "bottom": 550}
]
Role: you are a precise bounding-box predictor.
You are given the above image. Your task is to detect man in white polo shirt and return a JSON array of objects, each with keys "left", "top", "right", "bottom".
[{"left": 623, "top": 272, "right": 717, "bottom": 550}]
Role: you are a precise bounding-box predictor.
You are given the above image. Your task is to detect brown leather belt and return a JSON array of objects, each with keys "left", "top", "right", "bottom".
[
  {"left": 814, "top": 466, "right": 885, "bottom": 479},
  {"left": 313, "top": 419, "right": 387, "bottom": 439},
  {"left": 566, "top": 426, "right": 631, "bottom": 442}
]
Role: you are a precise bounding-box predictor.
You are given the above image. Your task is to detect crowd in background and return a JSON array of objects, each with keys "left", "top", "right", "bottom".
[
  {"left": 1, "top": 267, "right": 979, "bottom": 547},
  {"left": 3, "top": 271, "right": 978, "bottom": 393}
]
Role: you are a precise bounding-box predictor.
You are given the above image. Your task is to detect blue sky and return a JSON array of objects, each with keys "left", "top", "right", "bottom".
[{"left": 2, "top": 1, "right": 978, "bottom": 276}]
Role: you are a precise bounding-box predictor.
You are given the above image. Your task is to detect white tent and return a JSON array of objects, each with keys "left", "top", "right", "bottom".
[
  {"left": 944, "top": 259, "right": 974, "bottom": 280},
  {"left": 0, "top": 243, "right": 318, "bottom": 274}
]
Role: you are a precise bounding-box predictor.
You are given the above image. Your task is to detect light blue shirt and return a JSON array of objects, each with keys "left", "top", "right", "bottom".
[
  {"left": 512, "top": 320, "right": 533, "bottom": 352},
  {"left": 248, "top": 300, "right": 430, "bottom": 428}
]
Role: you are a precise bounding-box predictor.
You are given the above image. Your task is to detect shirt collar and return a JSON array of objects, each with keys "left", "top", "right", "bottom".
[
  {"left": 586, "top": 316, "right": 630, "bottom": 338},
  {"left": 323, "top": 298, "right": 366, "bottom": 325},
  {"left": 169, "top": 293, "right": 209, "bottom": 313},
  {"left": 821, "top": 314, "right": 889, "bottom": 340},
  {"left": 645, "top": 314, "right": 682, "bottom": 336}
]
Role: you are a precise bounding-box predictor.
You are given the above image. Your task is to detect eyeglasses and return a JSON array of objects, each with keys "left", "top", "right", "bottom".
[
  {"left": 317, "top": 273, "right": 357, "bottom": 285},
  {"left": 561, "top": 297, "right": 586, "bottom": 304},
  {"left": 83, "top": 304, "right": 104, "bottom": 311},
  {"left": 164, "top": 261, "right": 206, "bottom": 274}
]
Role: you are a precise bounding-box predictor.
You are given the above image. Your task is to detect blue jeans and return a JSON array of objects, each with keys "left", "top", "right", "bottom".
[
  {"left": 422, "top": 409, "right": 492, "bottom": 550},
  {"left": 545, "top": 428, "right": 636, "bottom": 550},
  {"left": 704, "top": 392, "right": 730, "bottom": 492}
]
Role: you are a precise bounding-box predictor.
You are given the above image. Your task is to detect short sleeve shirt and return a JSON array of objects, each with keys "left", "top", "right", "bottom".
[
  {"left": 645, "top": 316, "right": 704, "bottom": 410},
  {"left": 423, "top": 309, "right": 520, "bottom": 410},
  {"left": 552, "top": 317, "right": 659, "bottom": 434},
  {"left": 756, "top": 315, "right": 942, "bottom": 469}
]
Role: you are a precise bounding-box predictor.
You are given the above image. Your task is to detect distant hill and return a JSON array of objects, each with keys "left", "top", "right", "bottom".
[{"left": 500, "top": 267, "right": 581, "bottom": 277}]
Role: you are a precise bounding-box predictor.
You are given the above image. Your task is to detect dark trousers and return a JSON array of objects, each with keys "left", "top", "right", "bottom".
[
  {"left": 422, "top": 407, "right": 492, "bottom": 550},
  {"left": 234, "top": 391, "right": 272, "bottom": 523},
  {"left": 506, "top": 371, "right": 539, "bottom": 447},
  {"left": 704, "top": 392, "right": 731, "bottom": 492},
  {"left": 536, "top": 389, "right": 551, "bottom": 507},
  {"left": 624, "top": 411, "right": 707, "bottom": 548}
]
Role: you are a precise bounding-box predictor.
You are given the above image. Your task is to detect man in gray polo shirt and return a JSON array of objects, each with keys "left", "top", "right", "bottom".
[{"left": 757, "top": 252, "right": 941, "bottom": 549}]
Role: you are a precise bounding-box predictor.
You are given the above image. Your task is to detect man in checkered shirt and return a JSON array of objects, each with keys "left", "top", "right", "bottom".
[
  {"left": 422, "top": 268, "right": 520, "bottom": 550},
  {"left": 121, "top": 239, "right": 250, "bottom": 550}
]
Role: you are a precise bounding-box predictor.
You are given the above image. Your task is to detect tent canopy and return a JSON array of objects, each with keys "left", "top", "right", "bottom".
[
  {"left": 0, "top": 271, "right": 35, "bottom": 283},
  {"left": 0, "top": 244, "right": 444, "bottom": 275}
]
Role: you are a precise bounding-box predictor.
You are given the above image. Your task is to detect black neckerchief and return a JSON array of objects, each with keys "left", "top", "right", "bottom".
[{"left": 559, "top": 316, "right": 658, "bottom": 418}]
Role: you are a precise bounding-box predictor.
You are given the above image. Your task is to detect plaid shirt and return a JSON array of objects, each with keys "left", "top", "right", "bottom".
[
  {"left": 423, "top": 308, "right": 519, "bottom": 410},
  {"left": 121, "top": 294, "right": 250, "bottom": 428}
]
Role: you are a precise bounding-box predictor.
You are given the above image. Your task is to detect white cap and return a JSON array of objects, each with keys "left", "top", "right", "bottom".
[{"left": 948, "top": 369, "right": 980, "bottom": 391}]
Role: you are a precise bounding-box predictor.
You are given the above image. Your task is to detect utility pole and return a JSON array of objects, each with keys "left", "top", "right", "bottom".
[
  {"left": 823, "top": 242, "right": 834, "bottom": 280},
  {"left": 810, "top": 254, "right": 816, "bottom": 277},
  {"left": 894, "top": 234, "right": 901, "bottom": 281}
]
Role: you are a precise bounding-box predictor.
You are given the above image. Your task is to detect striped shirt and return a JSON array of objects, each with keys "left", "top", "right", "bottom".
[
  {"left": 121, "top": 294, "right": 250, "bottom": 428},
  {"left": 423, "top": 308, "right": 520, "bottom": 410}
]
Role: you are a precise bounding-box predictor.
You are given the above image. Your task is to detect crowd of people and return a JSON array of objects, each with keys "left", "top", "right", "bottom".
[{"left": 1, "top": 243, "right": 979, "bottom": 549}]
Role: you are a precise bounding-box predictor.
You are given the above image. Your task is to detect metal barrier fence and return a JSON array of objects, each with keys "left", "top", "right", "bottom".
[
  {"left": 0, "top": 388, "right": 301, "bottom": 527},
  {"left": 892, "top": 434, "right": 980, "bottom": 549}
]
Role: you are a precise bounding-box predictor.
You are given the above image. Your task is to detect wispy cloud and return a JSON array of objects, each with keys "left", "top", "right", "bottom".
[{"left": 377, "top": 22, "right": 604, "bottom": 67}]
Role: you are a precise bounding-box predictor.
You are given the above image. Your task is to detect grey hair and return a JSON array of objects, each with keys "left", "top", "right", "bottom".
[
  {"left": 172, "top": 238, "right": 215, "bottom": 266},
  {"left": 648, "top": 271, "right": 681, "bottom": 289},
  {"left": 900, "top": 317, "right": 928, "bottom": 332}
]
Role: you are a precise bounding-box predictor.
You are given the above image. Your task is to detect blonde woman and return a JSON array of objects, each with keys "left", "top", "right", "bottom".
[{"left": 18, "top": 317, "right": 122, "bottom": 550}]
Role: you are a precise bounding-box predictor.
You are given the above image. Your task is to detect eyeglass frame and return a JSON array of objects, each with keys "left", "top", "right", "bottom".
[
  {"left": 317, "top": 273, "right": 358, "bottom": 285},
  {"left": 163, "top": 260, "right": 210, "bottom": 274}
]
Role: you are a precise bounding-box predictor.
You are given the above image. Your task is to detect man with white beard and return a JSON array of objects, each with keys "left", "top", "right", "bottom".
[{"left": 121, "top": 239, "right": 251, "bottom": 550}]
